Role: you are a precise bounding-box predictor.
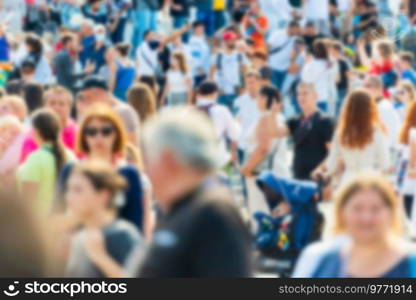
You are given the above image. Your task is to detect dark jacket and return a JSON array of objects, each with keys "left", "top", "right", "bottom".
[
  {"left": 137, "top": 179, "right": 252, "bottom": 278},
  {"left": 53, "top": 49, "right": 85, "bottom": 92}
]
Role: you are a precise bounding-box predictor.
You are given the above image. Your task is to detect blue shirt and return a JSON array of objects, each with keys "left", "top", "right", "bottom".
[
  {"left": 83, "top": 42, "right": 109, "bottom": 73},
  {"left": 0, "top": 37, "right": 9, "bottom": 62},
  {"left": 312, "top": 250, "right": 416, "bottom": 278},
  {"left": 80, "top": 35, "right": 96, "bottom": 66},
  {"left": 402, "top": 69, "right": 416, "bottom": 85}
]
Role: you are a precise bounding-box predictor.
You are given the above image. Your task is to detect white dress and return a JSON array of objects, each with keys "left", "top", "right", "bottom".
[
  {"left": 245, "top": 113, "right": 290, "bottom": 222},
  {"left": 326, "top": 128, "right": 391, "bottom": 185},
  {"left": 399, "top": 128, "right": 416, "bottom": 229}
]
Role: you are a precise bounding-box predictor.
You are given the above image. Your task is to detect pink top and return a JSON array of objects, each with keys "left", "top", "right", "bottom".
[
  {"left": 0, "top": 131, "right": 26, "bottom": 175},
  {"left": 20, "top": 119, "right": 77, "bottom": 163}
]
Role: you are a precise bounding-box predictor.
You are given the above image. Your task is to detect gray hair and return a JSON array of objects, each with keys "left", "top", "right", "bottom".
[{"left": 142, "top": 107, "right": 218, "bottom": 172}]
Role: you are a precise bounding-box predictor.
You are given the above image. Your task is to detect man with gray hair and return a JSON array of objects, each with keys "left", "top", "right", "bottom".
[
  {"left": 134, "top": 107, "right": 252, "bottom": 277},
  {"left": 276, "top": 83, "right": 334, "bottom": 180}
]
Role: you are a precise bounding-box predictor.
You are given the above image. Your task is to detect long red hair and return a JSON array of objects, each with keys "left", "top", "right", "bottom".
[
  {"left": 338, "top": 89, "right": 385, "bottom": 149},
  {"left": 400, "top": 101, "right": 416, "bottom": 145}
]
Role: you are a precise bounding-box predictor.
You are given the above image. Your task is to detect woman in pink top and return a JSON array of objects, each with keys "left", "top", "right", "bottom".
[{"left": 21, "top": 86, "right": 77, "bottom": 162}]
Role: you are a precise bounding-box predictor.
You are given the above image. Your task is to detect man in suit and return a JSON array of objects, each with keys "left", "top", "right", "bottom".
[
  {"left": 277, "top": 82, "right": 334, "bottom": 180},
  {"left": 53, "top": 33, "right": 95, "bottom": 93}
]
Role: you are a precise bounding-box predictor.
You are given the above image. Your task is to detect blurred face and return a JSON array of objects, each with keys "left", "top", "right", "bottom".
[
  {"left": 396, "top": 87, "right": 410, "bottom": 103},
  {"left": 45, "top": 92, "right": 71, "bottom": 124},
  {"left": 91, "top": 1, "right": 101, "bottom": 11},
  {"left": 256, "top": 94, "right": 268, "bottom": 111},
  {"left": 171, "top": 56, "right": 180, "bottom": 69},
  {"left": 78, "top": 88, "right": 110, "bottom": 115},
  {"left": 84, "top": 118, "right": 117, "bottom": 155},
  {"left": 65, "top": 172, "right": 106, "bottom": 217},
  {"left": 245, "top": 75, "right": 259, "bottom": 91},
  {"left": 341, "top": 188, "right": 393, "bottom": 244},
  {"left": 250, "top": 3, "right": 260, "bottom": 15},
  {"left": 363, "top": 80, "right": 382, "bottom": 99},
  {"left": 303, "top": 25, "right": 316, "bottom": 36},
  {"left": 297, "top": 87, "right": 317, "bottom": 113},
  {"left": 225, "top": 40, "right": 236, "bottom": 50},
  {"left": 0, "top": 102, "right": 14, "bottom": 118},
  {"left": 194, "top": 25, "right": 205, "bottom": 36}
]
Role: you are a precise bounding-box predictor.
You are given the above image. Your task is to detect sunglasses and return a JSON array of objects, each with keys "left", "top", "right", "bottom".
[{"left": 85, "top": 126, "right": 115, "bottom": 137}]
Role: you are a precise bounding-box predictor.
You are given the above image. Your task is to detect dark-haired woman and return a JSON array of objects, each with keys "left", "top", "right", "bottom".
[
  {"left": 107, "top": 43, "right": 136, "bottom": 101},
  {"left": 22, "top": 33, "right": 53, "bottom": 85},
  {"left": 241, "top": 85, "right": 289, "bottom": 219},
  {"left": 17, "top": 109, "right": 76, "bottom": 214}
]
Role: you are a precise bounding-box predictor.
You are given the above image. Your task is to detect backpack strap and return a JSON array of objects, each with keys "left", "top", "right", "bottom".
[{"left": 216, "top": 53, "right": 223, "bottom": 72}]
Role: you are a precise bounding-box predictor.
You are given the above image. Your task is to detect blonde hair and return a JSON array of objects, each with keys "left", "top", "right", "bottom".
[
  {"left": 1, "top": 95, "right": 27, "bottom": 121},
  {"left": 44, "top": 85, "right": 73, "bottom": 105},
  {"left": 332, "top": 172, "right": 403, "bottom": 235},
  {"left": 127, "top": 83, "right": 157, "bottom": 124}
]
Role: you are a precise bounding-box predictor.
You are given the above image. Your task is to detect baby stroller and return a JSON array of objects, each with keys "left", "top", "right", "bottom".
[{"left": 254, "top": 172, "right": 324, "bottom": 277}]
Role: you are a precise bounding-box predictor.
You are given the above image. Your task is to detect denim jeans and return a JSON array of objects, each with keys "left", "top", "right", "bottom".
[
  {"left": 131, "top": 9, "right": 157, "bottom": 54},
  {"left": 271, "top": 69, "right": 287, "bottom": 91},
  {"left": 336, "top": 88, "right": 347, "bottom": 117},
  {"left": 197, "top": 9, "right": 216, "bottom": 37}
]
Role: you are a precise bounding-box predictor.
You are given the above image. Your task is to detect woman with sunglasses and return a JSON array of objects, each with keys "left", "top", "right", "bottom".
[{"left": 58, "top": 105, "right": 149, "bottom": 235}]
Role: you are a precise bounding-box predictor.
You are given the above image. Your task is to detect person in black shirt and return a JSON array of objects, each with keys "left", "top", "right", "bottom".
[
  {"left": 303, "top": 21, "right": 326, "bottom": 54},
  {"left": 167, "top": 0, "right": 191, "bottom": 29},
  {"left": 130, "top": 107, "right": 252, "bottom": 277},
  {"left": 277, "top": 83, "right": 334, "bottom": 180}
]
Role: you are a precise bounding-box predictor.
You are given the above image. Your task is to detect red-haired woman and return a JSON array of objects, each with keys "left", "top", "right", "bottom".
[
  {"left": 323, "top": 89, "right": 390, "bottom": 185},
  {"left": 398, "top": 101, "right": 416, "bottom": 227},
  {"left": 57, "top": 105, "right": 152, "bottom": 237}
]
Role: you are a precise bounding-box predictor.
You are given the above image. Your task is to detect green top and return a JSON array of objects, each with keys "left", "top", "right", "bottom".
[{"left": 17, "top": 144, "right": 75, "bottom": 213}]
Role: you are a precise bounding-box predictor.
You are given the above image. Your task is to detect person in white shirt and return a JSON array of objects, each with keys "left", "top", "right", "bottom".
[
  {"left": 302, "top": 0, "right": 330, "bottom": 35},
  {"left": 161, "top": 51, "right": 192, "bottom": 106},
  {"left": 241, "top": 85, "right": 289, "bottom": 221},
  {"left": 0, "top": 0, "right": 26, "bottom": 34},
  {"left": 318, "top": 89, "right": 391, "bottom": 187},
  {"left": 210, "top": 31, "right": 249, "bottom": 114},
  {"left": 188, "top": 21, "right": 210, "bottom": 87},
  {"left": 136, "top": 26, "right": 191, "bottom": 78},
  {"left": 136, "top": 31, "right": 160, "bottom": 78},
  {"left": 234, "top": 71, "right": 261, "bottom": 157},
  {"left": 267, "top": 20, "right": 302, "bottom": 91},
  {"left": 258, "top": 0, "right": 294, "bottom": 31},
  {"left": 195, "top": 81, "right": 240, "bottom": 169},
  {"left": 301, "top": 38, "right": 338, "bottom": 116},
  {"left": 364, "top": 75, "right": 401, "bottom": 149}
]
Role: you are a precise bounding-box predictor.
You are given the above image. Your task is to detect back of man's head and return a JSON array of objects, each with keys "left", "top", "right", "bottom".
[
  {"left": 142, "top": 107, "right": 218, "bottom": 173},
  {"left": 197, "top": 81, "right": 218, "bottom": 99}
]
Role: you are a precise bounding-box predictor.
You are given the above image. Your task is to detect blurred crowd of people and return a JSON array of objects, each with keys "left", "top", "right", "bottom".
[{"left": 1, "top": 0, "right": 416, "bottom": 278}]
